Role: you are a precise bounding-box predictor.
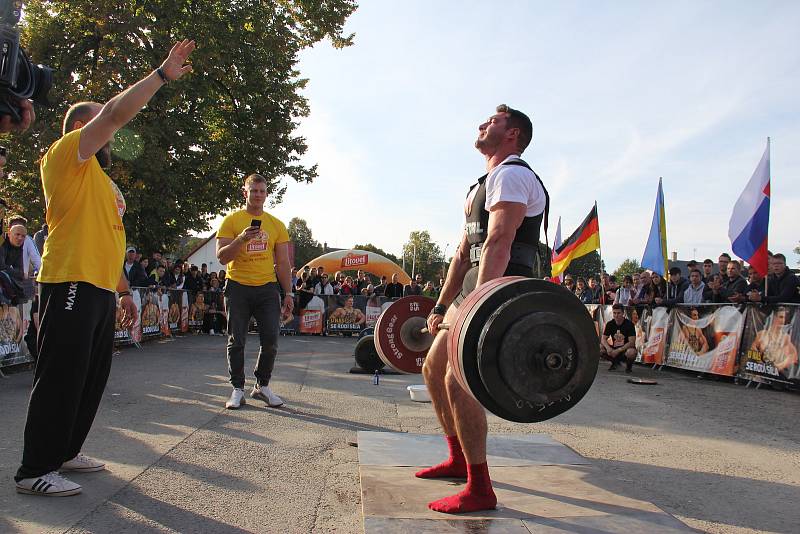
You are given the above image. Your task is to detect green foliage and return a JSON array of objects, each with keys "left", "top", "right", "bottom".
[
  {"left": 564, "top": 251, "right": 605, "bottom": 282},
  {"left": 1, "top": 0, "right": 356, "bottom": 253},
  {"left": 352, "top": 243, "right": 401, "bottom": 266},
  {"left": 171, "top": 235, "right": 206, "bottom": 260},
  {"left": 402, "top": 231, "right": 442, "bottom": 283},
  {"left": 613, "top": 258, "right": 641, "bottom": 280},
  {"left": 288, "top": 217, "right": 321, "bottom": 267}
]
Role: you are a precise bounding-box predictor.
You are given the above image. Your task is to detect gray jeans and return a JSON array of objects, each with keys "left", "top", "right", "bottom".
[{"left": 224, "top": 279, "right": 281, "bottom": 389}]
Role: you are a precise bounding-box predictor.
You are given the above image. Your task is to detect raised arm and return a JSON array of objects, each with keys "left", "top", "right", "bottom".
[{"left": 79, "top": 40, "right": 195, "bottom": 160}]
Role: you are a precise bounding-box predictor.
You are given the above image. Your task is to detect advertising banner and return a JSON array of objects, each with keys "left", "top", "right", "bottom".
[
  {"left": 187, "top": 291, "right": 206, "bottom": 331},
  {"left": 167, "top": 290, "right": 189, "bottom": 334},
  {"left": 140, "top": 288, "right": 164, "bottom": 339},
  {"left": 641, "top": 307, "right": 669, "bottom": 365},
  {"left": 114, "top": 289, "right": 143, "bottom": 345},
  {"left": 0, "top": 303, "right": 30, "bottom": 368},
  {"left": 632, "top": 307, "right": 652, "bottom": 361},
  {"left": 280, "top": 295, "right": 299, "bottom": 335},
  {"left": 665, "top": 305, "right": 743, "bottom": 376},
  {"left": 739, "top": 305, "right": 800, "bottom": 384},
  {"left": 299, "top": 295, "right": 325, "bottom": 334},
  {"left": 326, "top": 295, "right": 368, "bottom": 334}
]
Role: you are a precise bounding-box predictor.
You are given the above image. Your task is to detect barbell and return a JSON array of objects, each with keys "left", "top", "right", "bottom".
[{"left": 372, "top": 277, "right": 599, "bottom": 423}]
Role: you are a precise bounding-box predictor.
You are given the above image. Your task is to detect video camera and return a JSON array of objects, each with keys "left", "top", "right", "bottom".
[{"left": 0, "top": 0, "right": 52, "bottom": 123}]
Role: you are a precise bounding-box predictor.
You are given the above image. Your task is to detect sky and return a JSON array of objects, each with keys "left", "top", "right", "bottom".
[{"left": 210, "top": 1, "right": 800, "bottom": 272}]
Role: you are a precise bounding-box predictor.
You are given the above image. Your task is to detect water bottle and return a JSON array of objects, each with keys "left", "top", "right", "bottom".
[{"left": 373, "top": 369, "right": 380, "bottom": 385}]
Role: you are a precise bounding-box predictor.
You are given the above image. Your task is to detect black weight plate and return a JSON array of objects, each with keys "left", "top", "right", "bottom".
[
  {"left": 458, "top": 279, "right": 534, "bottom": 417},
  {"left": 358, "top": 327, "right": 375, "bottom": 339},
  {"left": 354, "top": 335, "right": 385, "bottom": 372},
  {"left": 458, "top": 279, "right": 598, "bottom": 423},
  {"left": 478, "top": 288, "right": 598, "bottom": 422}
]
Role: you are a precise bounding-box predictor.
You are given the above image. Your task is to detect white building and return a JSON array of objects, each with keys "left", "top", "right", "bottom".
[{"left": 185, "top": 233, "right": 223, "bottom": 272}]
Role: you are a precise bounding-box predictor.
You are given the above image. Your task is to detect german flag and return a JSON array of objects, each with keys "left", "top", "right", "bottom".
[{"left": 550, "top": 206, "right": 600, "bottom": 277}]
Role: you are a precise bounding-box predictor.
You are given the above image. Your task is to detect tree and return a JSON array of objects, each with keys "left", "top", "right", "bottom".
[
  {"left": 288, "top": 217, "right": 321, "bottom": 268},
  {"left": 402, "top": 231, "right": 442, "bottom": 283},
  {"left": 613, "top": 258, "right": 641, "bottom": 280},
  {"left": 794, "top": 242, "right": 800, "bottom": 265},
  {"left": 352, "top": 243, "right": 401, "bottom": 266},
  {"left": 1, "top": 0, "right": 356, "bottom": 253},
  {"left": 564, "top": 251, "right": 605, "bottom": 282}
]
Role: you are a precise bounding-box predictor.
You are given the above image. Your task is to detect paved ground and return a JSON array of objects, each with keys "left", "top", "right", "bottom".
[{"left": 0, "top": 333, "right": 798, "bottom": 533}]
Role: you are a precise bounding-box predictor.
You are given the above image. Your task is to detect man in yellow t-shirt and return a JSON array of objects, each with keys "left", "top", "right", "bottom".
[
  {"left": 216, "top": 174, "right": 294, "bottom": 409},
  {"left": 15, "top": 40, "right": 196, "bottom": 498}
]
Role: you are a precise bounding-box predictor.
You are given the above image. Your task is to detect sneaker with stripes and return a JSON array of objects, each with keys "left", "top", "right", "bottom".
[
  {"left": 16, "top": 471, "right": 82, "bottom": 496},
  {"left": 60, "top": 453, "right": 105, "bottom": 473}
]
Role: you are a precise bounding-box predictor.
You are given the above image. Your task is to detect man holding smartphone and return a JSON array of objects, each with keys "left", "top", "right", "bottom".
[{"left": 216, "top": 174, "right": 294, "bottom": 409}]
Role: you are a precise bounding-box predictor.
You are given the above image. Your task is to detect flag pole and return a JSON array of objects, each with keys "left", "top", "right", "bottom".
[
  {"left": 764, "top": 137, "right": 770, "bottom": 299},
  {"left": 595, "top": 200, "right": 604, "bottom": 304}
]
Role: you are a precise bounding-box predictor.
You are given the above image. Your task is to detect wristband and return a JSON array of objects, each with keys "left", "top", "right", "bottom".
[
  {"left": 430, "top": 303, "right": 447, "bottom": 316},
  {"left": 156, "top": 67, "right": 169, "bottom": 84},
  {"left": 285, "top": 292, "right": 295, "bottom": 297},
  {"left": 118, "top": 291, "right": 132, "bottom": 298}
]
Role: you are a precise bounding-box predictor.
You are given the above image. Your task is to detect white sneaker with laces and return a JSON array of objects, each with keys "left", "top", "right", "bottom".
[
  {"left": 16, "top": 471, "right": 82, "bottom": 496},
  {"left": 60, "top": 453, "right": 105, "bottom": 473},
  {"left": 251, "top": 384, "right": 284, "bottom": 407},
  {"left": 225, "top": 388, "right": 246, "bottom": 409}
]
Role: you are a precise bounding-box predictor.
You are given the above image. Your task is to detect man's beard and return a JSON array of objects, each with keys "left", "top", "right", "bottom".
[
  {"left": 95, "top": 144, "right": 111, "bottom": 168},
  {"left": 474, "top": 132, "right": 500, "bottom": 152}
]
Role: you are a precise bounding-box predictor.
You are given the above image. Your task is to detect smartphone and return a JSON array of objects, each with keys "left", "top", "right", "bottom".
[{"left": 250, "top": 219, "right": 262, "bottom": 228}]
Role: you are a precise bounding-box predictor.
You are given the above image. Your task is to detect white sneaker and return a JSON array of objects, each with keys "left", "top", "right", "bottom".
[
  {"left": 209, "top": 329, "right": 215, "bottom": 335},
  {"left": 225, "top": 388, "right": 246, "bottom": 409},
  {"left": 60, "top": 453, "right": 105, "bottom": 473},
  {"left": 16, "top": 471, "right": 82, "bottom": 496},
  {"left": 251, "top": 384, "right": 284, "bottom": 407}
]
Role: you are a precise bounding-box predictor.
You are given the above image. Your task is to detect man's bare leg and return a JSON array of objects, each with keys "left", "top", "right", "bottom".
[
  {"left": 427, "top": 364, "right": 496, "bottom": 513},
  {"left": 417, "top": 306, "right": 466, "bottom": 479}
]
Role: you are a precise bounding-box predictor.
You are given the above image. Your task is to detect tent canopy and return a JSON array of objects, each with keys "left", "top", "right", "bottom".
[{"left": 300, "top": 249, "right": 410, "bottom": 285}]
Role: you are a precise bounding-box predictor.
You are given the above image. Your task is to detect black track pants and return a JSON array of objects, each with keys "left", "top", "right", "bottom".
[{"left": 15, "top": 282, "right": 115, "bottom": 480}]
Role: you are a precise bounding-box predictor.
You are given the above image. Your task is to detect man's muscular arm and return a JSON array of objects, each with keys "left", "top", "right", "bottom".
[
  {"left": 476, "top": 201, "right": 527, "bottom": 286},
  {"left": 436, "top": 232, "right": 472, "bottom": 307},
  {"left": 80, "top": 40, "right": 195, "bottom": 160}
]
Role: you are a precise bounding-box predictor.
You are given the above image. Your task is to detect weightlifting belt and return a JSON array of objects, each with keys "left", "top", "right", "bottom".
[{"left": 469, "top": 242, "right": 537, "bottom": 269}]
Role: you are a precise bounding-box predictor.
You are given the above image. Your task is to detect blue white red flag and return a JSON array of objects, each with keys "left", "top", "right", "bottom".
[
  {"left": 728, "top": 139, "right": 770, "bottom": 277},
  {"left": 549, "top": 216, "right": 563, "bottom": 283}
]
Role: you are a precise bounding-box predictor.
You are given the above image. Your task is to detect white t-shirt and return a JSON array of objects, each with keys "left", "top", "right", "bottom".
[{"left": 483, "top": 155, "right": 546, "bottom": 217}]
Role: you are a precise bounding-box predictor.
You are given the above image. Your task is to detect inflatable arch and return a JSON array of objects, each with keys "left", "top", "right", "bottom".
[{"left": 300, "top": 249, "right": 410, "bottom": 285}]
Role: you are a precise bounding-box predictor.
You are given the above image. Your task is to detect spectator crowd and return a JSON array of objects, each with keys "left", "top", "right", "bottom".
[
  {"left": 562, "top": 252, "right": 800, "bottom": 307},
  {"left": 292, "top": 265, "right": 443, "bottom": 302}
]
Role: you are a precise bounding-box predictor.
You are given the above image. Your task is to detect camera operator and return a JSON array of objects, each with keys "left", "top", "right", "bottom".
[
  {"left": 14, "top": 39, "right": 196, "bottom": 497},
  {"left": 0, "top": 98, "right": 34, "bottom": 133}
]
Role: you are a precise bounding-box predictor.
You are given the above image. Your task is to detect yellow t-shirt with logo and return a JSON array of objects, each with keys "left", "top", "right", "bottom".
[
  {"left": 217, "top": 210, "right": 289, "bottom": 286},
  {"left": 37, "top": 129, "right": 127, "bottom": 292}
]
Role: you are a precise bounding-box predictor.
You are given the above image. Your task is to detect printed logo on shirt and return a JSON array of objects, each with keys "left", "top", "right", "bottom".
[
  {"left": 246, "top": 230, "right": 268, "bottom": 253},
  {"left": 108, "top": 179, "right": 126, "bottom": 219}
]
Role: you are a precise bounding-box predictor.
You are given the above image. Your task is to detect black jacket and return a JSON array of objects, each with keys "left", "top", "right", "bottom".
[
  {"left": 123, "top": 261, "right": 149, "bottom": 288},
  {"left": 384, "top": 282, "right": 404, "bottom": 299},
  {"left": 765, "top": 270, "right": 799, "bottom": 304},
  {"left": 664, "top": 278, "right": 689, "bottom": 306}
]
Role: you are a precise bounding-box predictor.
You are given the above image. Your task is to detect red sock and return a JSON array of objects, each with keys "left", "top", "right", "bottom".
[
  {"left": 415, "top": 436, "right": 467, "bottom": 479},
  {"left": 428, "top": 462, "right": 497, "bottom": 514}
]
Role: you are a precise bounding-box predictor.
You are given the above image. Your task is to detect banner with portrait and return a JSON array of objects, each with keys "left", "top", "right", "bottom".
[
  {"left": 632, "top": 307, "right": 652, "bottom": 362},
  {"left": 139, "top": 288, "right": 164, "bottom": 339},
  {"left": 665, "top": 305, "right": 743, "bottom": 376},
  {"left": 0, "top": 303, "right": 31, "bottom": 368},
  {"left": 167, "top": 290, "right": 189, "bottom": 334},
  {"left": 641, "top": 307, "right": 670, "bottom": 365},
  {"left": 739, "top": 304, "right": 800, "bottom": 384},
  {"left": 114, "top": 289, "right": 143, "bottom": 345},
  {"left": 280, "top": 295, "right": 299, "bottom": 335},
  {"left": 326, "top": 295, "right": 368, "bottom": 334}
]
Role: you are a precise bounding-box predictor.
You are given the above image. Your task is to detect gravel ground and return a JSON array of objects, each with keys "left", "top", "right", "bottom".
[{"left": 0, "top": 333, "right": 797, "bottom": 533}]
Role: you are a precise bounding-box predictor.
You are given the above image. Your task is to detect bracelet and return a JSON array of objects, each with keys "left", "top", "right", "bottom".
[
  {"left": 285, "top": 292, "right": 295, "bottom": 297},
  {"left": 155, "top": 67, "right": 169, "bottom": 84},
  {"left": 430, "top": 303, "right": 447, "bottom": 316},
  {"left": 118, "top": 291, "right": 132, "bottom": 298}
]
